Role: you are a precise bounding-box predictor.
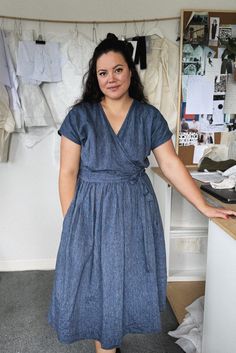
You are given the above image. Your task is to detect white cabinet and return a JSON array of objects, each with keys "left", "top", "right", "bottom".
[
  {"left": 152, "top": 169, "right": 236, "bottom": 352},
  {"left": 152, "top": 171, "right": 208, "bottom": 281},
  {"left": 202, "top": 221, "right": 236, "bottom": 353}
]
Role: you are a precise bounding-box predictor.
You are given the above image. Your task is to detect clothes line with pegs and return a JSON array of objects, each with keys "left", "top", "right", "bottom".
[{"left": 0, "top": 14, "right": 180, "bottom": 25}]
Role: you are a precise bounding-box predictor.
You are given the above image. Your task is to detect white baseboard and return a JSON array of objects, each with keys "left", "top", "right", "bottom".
[{"left": 0, "top": 258, "right": 56, "bottom": 271}]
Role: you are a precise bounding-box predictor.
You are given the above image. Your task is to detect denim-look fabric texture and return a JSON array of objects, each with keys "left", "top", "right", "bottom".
[{"left": 48, "top": 100, "right": 173, "bottom": 349}]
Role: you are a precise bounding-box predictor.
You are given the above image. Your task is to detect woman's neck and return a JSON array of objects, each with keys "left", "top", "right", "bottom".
[{"left": 101, "top": 95, "right": 133, "bottom": 113}]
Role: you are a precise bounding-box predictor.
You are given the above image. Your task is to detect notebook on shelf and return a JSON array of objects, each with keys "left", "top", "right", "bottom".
[{"left": 200, "top": 184, "right": 236, "bottom": 204}]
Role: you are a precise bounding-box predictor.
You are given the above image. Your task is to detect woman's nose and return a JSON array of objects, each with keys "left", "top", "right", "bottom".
[{"left": 108, "top": 71, "right": 115, "bottom": 82}]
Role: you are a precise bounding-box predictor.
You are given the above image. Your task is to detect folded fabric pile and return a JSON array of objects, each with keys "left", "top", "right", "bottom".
[
  {"left": 168, "top": 296, "right": 204, "bottom": 353},
  {"left": 210, "top": 174, "right": 236, "bottom": 189},
  {"left": 198, "top": 157, "right": 236, "bottom": 172}
]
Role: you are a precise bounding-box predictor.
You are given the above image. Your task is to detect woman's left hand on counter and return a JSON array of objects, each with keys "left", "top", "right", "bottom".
[{"left": 199, "top": 204, "right": 236, "bottom": 220}]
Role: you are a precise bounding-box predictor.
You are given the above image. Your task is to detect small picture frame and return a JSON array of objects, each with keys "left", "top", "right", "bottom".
[{"left": 209, "top": 17, "right": 220, "bottom": 46}]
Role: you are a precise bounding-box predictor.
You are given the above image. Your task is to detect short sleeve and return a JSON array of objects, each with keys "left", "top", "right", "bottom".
[
  {"left": 58, "top": 108, "right": 82, "bottom": 145},
  {"left": 151, "top": 110, "right": 173, "bottom": 150}
]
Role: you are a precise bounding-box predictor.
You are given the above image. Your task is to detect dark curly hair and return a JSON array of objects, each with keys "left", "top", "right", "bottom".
[{"left": 74, "top": 35, "right": 147, "bottom": 106}]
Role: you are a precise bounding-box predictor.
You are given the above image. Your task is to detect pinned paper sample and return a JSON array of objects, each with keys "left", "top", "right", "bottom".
[
  {"left": 203, "top": 46, "right": 216, "bottom": 74},
  {"left": 185, "top": 76, "right": 214, "bottom": 114},
  {"left": 182, "top": 76, "right": 189, "bottom": 101},
  {"left": 205, "top": 58, "right": 222, "bottom": 79},
  {"left": 192, "top": 45, "right": 204, "bottom": 75},
  {"left": 219, "top": 26, "right": 232, "bottom": 40},
  {"left": 212, "top": 99, "right": 225, "bottom": 124},
  {"left": 199, "top": 113, "right": 226, "bottom": 133},
  {"left": 214, "top": 74, "right": 227, "bottom": 94},
  {"left": 181, "top": 102, "right": 198, "bottom": 123},
  {"left": 218, "top": 47, "right": 226, "bottom": 59},
  {"left": 224, "top": 74, "right": 236, "bottom": 114},
  {"left": 231, "top": 25, "right": 236, "bottom": 37}
]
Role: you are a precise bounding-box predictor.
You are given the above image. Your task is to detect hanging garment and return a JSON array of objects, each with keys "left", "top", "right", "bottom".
[
  {"left": 1, "top": 30, "right": 22, "bottom": 130},
  {"left": 0, "top": 30, "right": 11, "bottom": 87},
  {"left": 16, "top": 40, "right": 62, "bottom": 83},
  {"left": 133, "top": 36, "right": 147, "bottom": 70},
  {"left": 18, "top": 83, "right": 53, "bottom": 127},
  {"left": 0, "top": 129, "right": 11, "bottom": 162},
  {"left": 23, "top": 126, "right": 55, "bottom": 148},
  {"left": 5, "top": 30, "right": 54, "bottom": 132},
  {"left": 48, "top": 100, "right": 172, "bottom": 349},
  {"left": 137, "top": 36, "right": 179, "bottom": 132},
  {"left": 0, "top": 83, "right": 15, "bottom": 162},
  {"left": 42, "top": 31, "right": 96, "bottom": 124}
]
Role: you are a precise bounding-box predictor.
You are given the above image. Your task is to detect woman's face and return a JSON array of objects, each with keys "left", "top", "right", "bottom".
[{"left": 96, "top": 51, "right": 131, "bottom": 101}]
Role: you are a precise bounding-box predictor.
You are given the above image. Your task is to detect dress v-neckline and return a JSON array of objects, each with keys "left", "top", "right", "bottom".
[{"left": 99, "top": 100, "right": 135, "bottom": 137}]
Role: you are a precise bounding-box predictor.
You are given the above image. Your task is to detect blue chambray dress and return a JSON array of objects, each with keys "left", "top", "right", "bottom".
[{"left": 48, "top": 99, "right": 172, "bottom": 350}]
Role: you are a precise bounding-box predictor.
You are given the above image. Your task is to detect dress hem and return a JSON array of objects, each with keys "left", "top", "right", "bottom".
[{"left": 48, "top": 319, "right": 162, "bottom": 350}]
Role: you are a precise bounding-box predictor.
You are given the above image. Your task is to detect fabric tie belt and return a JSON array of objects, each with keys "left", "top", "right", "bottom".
[{"left": 79, "top": 168, "right": 155, "bottom": 272}]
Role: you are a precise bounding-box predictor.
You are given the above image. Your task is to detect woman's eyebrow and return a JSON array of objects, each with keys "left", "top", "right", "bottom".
[
  {"left": 97, "top": 64, "right": 124, "bottom": 72},
  {"left": 113, "top": 64, "right": 124, "bottom": 69}
]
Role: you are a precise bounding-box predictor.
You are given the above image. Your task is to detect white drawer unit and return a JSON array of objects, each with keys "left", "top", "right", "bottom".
[{"left": 152, "top": 171, "right": 208, "bottom": 281}]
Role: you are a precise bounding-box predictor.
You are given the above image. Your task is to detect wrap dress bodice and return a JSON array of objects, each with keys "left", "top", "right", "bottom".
[
  {"left": 58, "top": 99, "right": 172, "bottom": 173},
  {"left": 48, "top": 99, "right": 172, "bottom": 349}
]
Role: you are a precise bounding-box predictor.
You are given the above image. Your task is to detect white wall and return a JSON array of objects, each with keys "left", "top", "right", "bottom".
[
  {"left": 1, "top": 0, "right": 236, "bottom": 21},
  {"left": 0, "top": 1, "right": 235, "bottom": 271}
]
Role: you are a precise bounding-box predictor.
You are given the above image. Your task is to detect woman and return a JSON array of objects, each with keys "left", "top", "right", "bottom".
[{"left": 48, "top": 36, "right": 236, "bottom": 353}]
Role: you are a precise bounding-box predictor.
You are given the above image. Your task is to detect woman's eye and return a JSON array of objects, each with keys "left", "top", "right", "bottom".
[
  {"left": 115, "top": 68, "right": 123, "bottom": 73},
  {"left": 98, "top": 72, "right": 107, "bottom": 77}
]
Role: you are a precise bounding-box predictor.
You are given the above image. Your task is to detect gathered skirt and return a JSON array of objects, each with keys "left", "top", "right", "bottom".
[{"left": 48, "top": 171, "right": 167, "bottom": 349}]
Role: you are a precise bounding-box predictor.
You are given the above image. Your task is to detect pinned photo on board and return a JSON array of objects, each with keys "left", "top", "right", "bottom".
[
  {"left": 198, "top": 132, "right": 215, "bottom": 144},
  {"left": 209, "top": 17, "right": 220, "bottom": 46},
  {"left": 225, "top": 115, "right": 236, "bottom": 131},
  {"left": 182, "top": 44, "right": 204, "bottom": 75},
  {"left": 184, "top": 13, "right": 208, "bottom": 45},
  {"left": 218, "top": 26, "right": 232, "bottom": 41},
  {"left": 183, "top": 62, "right": 202, "bottom": 75},
  {"left": 180, "top": 102, "right": 200, "bottom": 133},
  {"left": 199, "top": 112, "right": 226, "bottom": 133},
  {"left": 180, "top": 118, "right": 200, "bottom": 133},
  {"left": 179, "top": 132, "right": 199, "bottom": 146},
  {"left": 220, "top": 50, "right": 235, "bottom": 74},
  {"left": 214, "top": 74, "right": 227, "bottom": 94}
]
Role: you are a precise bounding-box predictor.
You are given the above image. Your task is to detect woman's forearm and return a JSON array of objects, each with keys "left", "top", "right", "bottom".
[
  {"left": 59, "top": 170, "right": 78, "bottom": 217},
  {"left": 160, "top": 156, "right": 208, "bottom": 213},
  {"left": 160, "top": 155, "right": 236, "bottom": 219},
  {"left": 153, "top": 140, "right": 236, "bottom": 219}
]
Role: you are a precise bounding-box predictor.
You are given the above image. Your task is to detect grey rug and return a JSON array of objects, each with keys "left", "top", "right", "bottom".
[{"left": 0, "top": 271, "right": 183, "bottom": 353}]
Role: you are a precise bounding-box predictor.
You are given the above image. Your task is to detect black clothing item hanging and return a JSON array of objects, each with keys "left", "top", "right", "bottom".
[{"left": 133, "top": 36, "right": 147, "bottom": 70}]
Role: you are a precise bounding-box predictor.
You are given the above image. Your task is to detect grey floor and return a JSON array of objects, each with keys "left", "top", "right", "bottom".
[{"left": 0, "top": 271, "right": 184, "bottom": 353}]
